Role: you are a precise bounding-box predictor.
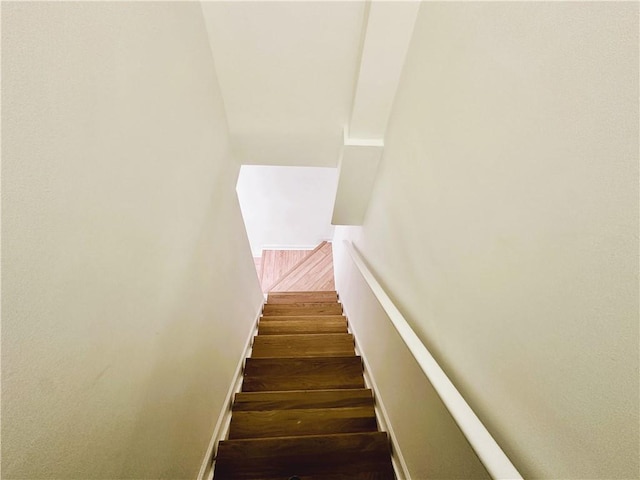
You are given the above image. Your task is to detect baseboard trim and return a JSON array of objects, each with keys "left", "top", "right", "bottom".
[
  {"left": 341, "top": 301, "right": 411, "bottom": 480},
  {"left": 196, "top": 306, "right": 261, "bottom": 480}
]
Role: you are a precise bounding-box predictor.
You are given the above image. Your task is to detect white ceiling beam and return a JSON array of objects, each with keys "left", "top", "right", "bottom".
[
  {"left": 349, "top": 1, "right": 421, "bottom": 140},
  {"left": 332, "top": 1, "right": 420, "bottom": 225},
  {"left": 332, "top": 127, "right": 383, "bottom": 226},
  {"left": 332, "top": 140, "right": 384, "bottom": 226}
]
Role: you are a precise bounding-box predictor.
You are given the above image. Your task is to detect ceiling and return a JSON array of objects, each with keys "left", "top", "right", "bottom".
[{"left": 201, "top": 1, "right": 367, "bottom": 167}]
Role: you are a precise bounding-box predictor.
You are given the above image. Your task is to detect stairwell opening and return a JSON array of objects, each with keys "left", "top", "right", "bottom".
[{"left": 235, "top": 164, "right": 339, "bottom": 291}]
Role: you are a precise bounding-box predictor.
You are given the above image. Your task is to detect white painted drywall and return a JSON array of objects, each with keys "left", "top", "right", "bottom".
[
  {"left": 334, "top": 242, "right": 491, "bottom": 479},
  {"left": 332, "top": 144, "right": 383, "bottom": 225},
  {"left": 236, "top": 166, "right": 337, "bottom": 256},
  {"left": 348, "top": 1, "right": 420, "bottom": 140},
  {"left": 333, "top": 2, "right": 419, "bottom": 227},
  {"left": 335, "top": 2, "right": 639, "bottom": 479},
  {"left": 2, "top": 3, "right": 263, "bottom": 479},
  {"left": 200, "top": 1, "right": 366, "bottom": 167}
]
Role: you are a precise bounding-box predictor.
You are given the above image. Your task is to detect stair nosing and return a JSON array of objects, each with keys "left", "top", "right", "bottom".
[{"left": 217, "top": 430, "right": 388, "bottom": 445}]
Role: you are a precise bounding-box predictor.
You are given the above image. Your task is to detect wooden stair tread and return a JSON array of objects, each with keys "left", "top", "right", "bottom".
[
  {"left": 242, "top": 356, "right": 365, "bottom": 392},
  {"left": 233, "top": 389, "right": 374, "bottom": 411},
  {"left": 251, "top": 334, "right": 354, "bottom": 358},
  {"left": 267, "top": 291, "right": 338, "bottom": 304},
  {"left": 259, "top": 314, "right": 345, "bottom": 322},
  {"left": 258, "top": 319, "right": 348, "bottom": 335},
  {"left": 214, "top": 432, "right": 394, "bottom": 479},
  {"left": 263, "top": 302, "right": 343, "bottom": 316},
  {"left": 228, "top": 406, "right": 377, "bottom": 439}
]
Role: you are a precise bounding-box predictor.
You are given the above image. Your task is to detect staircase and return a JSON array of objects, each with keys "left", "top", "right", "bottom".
[{"left": 213, "top": 291, "right": 395, "bottom": 479}]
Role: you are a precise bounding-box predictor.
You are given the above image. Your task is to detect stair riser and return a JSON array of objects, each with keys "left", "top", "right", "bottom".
[
  {"left": 214, "top": 458, "right": 394, "bottom": 479},
  {"left": 229, "top": 419, "right": 378, "bottom": 439},
  {"left": 214, "top": 432, "right": 394, "bottom": 479},
  {"left": 259, "top": 315, "right": 346, "bottom": 323},
  {"left": 233, "top": 389, "right": 374, "bottom": 411},
  {"left": 251, "top": 347, "right": 355, "bottom": 358},
  {"left": 263, "top": 303, "right": 343, "bottom": 316},
  {"left": 228, "top": 406, "right": 377, "bottom": 439},
  {"left": 267, "top": 291, "right": 338, "bottom": 304},
  {"left": 242, "top": 376, "right": 365, "bottom": 392},
  {"left": 258, "top": 323, "right": 348, "bottom": 335},
  {"left": 242, "top": 357, "right": 365, "bottom": 392},
  {"left": 251, "top": 334, "right": 354, "bottom": 358}
]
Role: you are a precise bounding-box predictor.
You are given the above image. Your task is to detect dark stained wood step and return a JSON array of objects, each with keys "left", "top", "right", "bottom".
[
  {"left": 214, "top": 432, "right": 394, "bottom": 479},
  {"left": 258, "top": 318, "right": 348, "bottom": 335},
  {"left": 267, "top": 291, "right": 338, "bottom": 304},
  {"left": 242, "top": 357, "right": 365, "bottom": 392},
  {"left": 212, "top": 472, "right": 394, "bottom": 480},
  {"left": 262, "top": 302, "right": 343, "bottom": 316},
  {"left": 259, "top": 314, "right": 345, "bottom": 323},
  {"left": 228, "top": 406, "right": 377, "bottom": 439},
  {"left": 251, "top": 334, "right": 354, "bottom": 358},
  {"left": 233, "top": 389, "right": 374, "bottom": 411}
]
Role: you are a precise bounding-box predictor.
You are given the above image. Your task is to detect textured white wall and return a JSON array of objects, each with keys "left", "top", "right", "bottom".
[
  {"left": 236, "top": 166, "right": 337, "bottom": 256},
  {"left": 335, "top": 2, "right": 638, "bottom": 479},
  {"left": 2, "top": 3, "right": 263, "bottom": 479},
  {"left": 333, "top": 242, "right": 492, "bottom": 479}
]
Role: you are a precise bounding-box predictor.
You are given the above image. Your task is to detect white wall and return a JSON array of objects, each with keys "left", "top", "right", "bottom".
[
  {"left": 236, "top": 165, "right": 337, "bottom": 256},
  {"left": 332, "top": 143, "right": 383, "bottom": 226},
  {"left": 348, "top": 1, "right": 420, "bottom": 140},
  {"left": 335, "top": 2, "right": 638, "bottom": 479},
  {"left": 334, "top": 244, "right": 492, "bottom": 479},
  {"left": 1, "top": 3, "right": 263, "bottom": 479}
]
